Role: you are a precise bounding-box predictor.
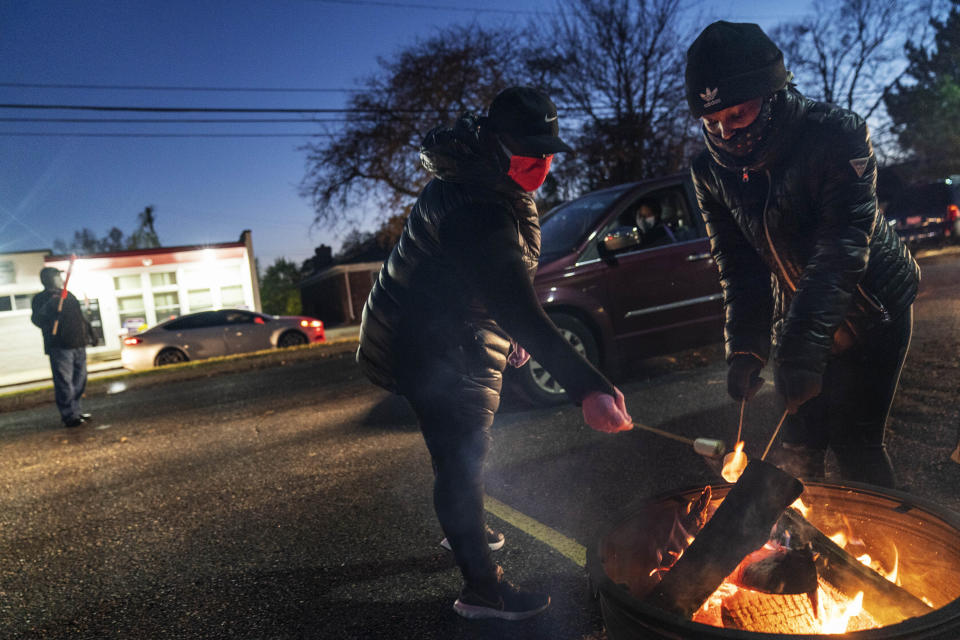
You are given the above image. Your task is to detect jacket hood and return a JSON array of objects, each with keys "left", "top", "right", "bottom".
[
  {"left": 420, "top": 114, "right": 523, "bottom": 194},
  {"left": 703, "top": 85, "right": 808, "bottom": 173}
]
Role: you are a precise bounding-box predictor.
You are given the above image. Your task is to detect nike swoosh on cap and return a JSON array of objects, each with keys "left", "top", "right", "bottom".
[{"left": 544, "top": 114, "right": 558, "bottom": 122}]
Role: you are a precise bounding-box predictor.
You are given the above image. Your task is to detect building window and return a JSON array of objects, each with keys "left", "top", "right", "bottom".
[
  {"left": 117, "top": 295, "right": 147, "bottom": 333},
  {"left": 221, "top": 285, "right": 245, "bottom": 308},
  {"left": 150, "top": 271, "right": 177, "bottom": 287},
  {"left": 114, "top": 274, "right": 142, "bottom": 290},
  {"left": 153, "top": 292, "right": 180, "bottom": 320},
  {"left": 14, "top": 293, "right": 34, "bottom": 310},
  {"left": 188, "top": 289, "right": 213, "bottom": 312},
  {"left": 0, "top": 295, "right": 11, "bottom": 312}
]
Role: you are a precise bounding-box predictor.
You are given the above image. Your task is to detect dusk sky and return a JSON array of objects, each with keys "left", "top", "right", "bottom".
[{"left": 1, "top": 0, "right": 812, "bottom": 269}]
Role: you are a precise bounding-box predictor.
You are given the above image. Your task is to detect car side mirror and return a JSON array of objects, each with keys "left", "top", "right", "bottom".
[{"left": 600, "top": 226, "right": 642, "bottom": 253}]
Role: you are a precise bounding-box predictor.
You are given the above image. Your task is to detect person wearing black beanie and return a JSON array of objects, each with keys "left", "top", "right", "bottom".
[{"left": 685, "top": 21, "right": 921, "bottom": 487}]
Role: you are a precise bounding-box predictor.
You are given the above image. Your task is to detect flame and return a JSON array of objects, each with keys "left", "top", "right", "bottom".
[
  {"left": 855, "top": 548, "right": 901, "bottom": 585},
  {"left": 888, "top": 546, "right": 900, "bottom": 585},
  {"left": 692, "top": 490, "right": 926, "bottom": 634},
  {"left": 721, "top": 441, "right": 748, "bottom": 482},
  {"left": 830, "top": 531, "right": 848, "bottom": 547},
  {"left": 820, "top": 590, "right": 864, "bottom": 633}
]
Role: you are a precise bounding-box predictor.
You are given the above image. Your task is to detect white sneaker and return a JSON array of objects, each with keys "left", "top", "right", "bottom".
[{"left": 440, "top": 525, "right": 505, "bottom": 551}]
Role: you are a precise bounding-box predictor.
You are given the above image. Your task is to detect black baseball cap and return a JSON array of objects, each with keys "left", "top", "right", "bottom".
[
  {"left": 486, "top": 86, "right": 573, "bottom": 157},
  {"left": 40, "top": 266, "right": 62, "bottom": 288}
]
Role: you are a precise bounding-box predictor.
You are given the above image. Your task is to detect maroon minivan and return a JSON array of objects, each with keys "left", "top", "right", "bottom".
[{"left": 509, "top": 173, "right": 724, "bottom": 405}]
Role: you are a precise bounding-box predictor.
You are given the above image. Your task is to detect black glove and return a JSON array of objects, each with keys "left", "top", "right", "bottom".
[
  {"left": 775, "top": 364, "right": 823, "bottom": 414},
  {"left": 727, "top": 354, "right": 765, "bottom": 402}
]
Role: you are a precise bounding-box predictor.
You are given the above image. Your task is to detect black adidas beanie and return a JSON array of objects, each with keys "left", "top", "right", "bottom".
[{"left": 685, "top": 21, "right": 787, "bottom": 118}]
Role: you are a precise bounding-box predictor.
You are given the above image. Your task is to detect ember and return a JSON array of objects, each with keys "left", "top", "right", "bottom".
[{"left": 591, "top": 482, "right": 960, "bottom": 639}]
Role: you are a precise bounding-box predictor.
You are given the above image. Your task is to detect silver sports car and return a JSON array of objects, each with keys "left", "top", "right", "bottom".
[{"left": 121, "top": 308, "right": 325, "bottom": 371}]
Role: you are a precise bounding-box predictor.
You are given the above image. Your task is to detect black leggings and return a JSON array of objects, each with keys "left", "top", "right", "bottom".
[
  {"left": 781, "top": 307, "right": 913, "bottom": 487},
  {"left": 399, "top": 353, "right": 503, "bottom": 586}
]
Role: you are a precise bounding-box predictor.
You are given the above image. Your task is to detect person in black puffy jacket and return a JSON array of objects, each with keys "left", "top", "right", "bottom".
[
  {"left": 685, "top": 22, "right": 920, "bottom": 488},
  {"left": 357, "top": 87, "right": 633, "bottom": 621}
]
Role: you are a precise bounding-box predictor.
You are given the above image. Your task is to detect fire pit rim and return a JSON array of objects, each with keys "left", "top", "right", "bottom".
[{"left": 587, "top": 479, "right": 960, "bottom": 640}]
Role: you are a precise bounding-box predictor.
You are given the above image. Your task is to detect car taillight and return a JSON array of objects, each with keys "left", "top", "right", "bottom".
[
  {"left": 948, "top": 204, "right": 959, "bottom": 222},
  {"left": 123, "top": 337, "right": 142, "bottom": 346},
  {"left": 300, "top": 319, "right": 324, "bottom": 329}
]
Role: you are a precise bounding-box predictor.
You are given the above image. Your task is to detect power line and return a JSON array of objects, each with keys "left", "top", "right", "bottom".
[
  {"left": 307, "top": 0, "right": 544, "bottom": 15},
  {"left": 0, "top": 132, "right": 335, "bottom": 138},
  {"left": 0, "top": 82, "right": 358, "bottom": 93},
  {"left": 0, "top": 117, "right": 352, "bottom": 124},
  {"left": 0, "top": 103, "right": 610, "bottom": 115},
  {"left": 0, "top": 103, "right": 376, "bottom": 114}
]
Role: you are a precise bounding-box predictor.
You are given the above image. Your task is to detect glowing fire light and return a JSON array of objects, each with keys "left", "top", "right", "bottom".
[
  {"left": 721, "top": 441, "right": 748, "bottom": 482},
  {"left": 820, "top": 590, "right": 864, "bottom": 633},
  {"left": 829, "top": 531, "right": 848, "bottom": 547},
  {"left": 694, "top": 497, "right": 922, "bottom": 633}
]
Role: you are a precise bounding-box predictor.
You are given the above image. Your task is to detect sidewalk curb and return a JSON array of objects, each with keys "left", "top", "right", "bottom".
[{"left": 0, "top": 338, "right": 359, "bottom": 415}]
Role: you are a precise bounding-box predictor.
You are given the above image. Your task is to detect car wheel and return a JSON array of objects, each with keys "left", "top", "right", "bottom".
[
  {"left": 154, "top": 348, "right": 188, "bottom": 367},
  {"left": 278, "top": 330, "right": 308, "bottom": 348},
  {"left": 514, "top": 313, "right": 600, "bottom": 406}
]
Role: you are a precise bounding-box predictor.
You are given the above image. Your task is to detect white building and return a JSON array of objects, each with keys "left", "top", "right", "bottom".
[
  {"left": 0, "top": 249, "right": 52, "bottom": 380},
  {"left": 0, "top": 230, "right": 260, "bottom": 386}
]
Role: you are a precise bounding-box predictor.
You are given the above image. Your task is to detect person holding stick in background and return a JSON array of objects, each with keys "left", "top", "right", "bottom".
[
  {"left": 685, "top": 21, "right": 920, "bottom": 487},
  {"left": 31, "top": 259, "right": 95, "bottom": 428}
]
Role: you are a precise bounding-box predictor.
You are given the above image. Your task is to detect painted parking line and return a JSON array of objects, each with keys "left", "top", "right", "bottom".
[{"left": 484, "top": 494, "right": 586, "bottom": 568}]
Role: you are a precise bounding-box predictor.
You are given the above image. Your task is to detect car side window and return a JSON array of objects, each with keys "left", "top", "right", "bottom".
[
  {"left": 164, "top": 311, "right": 219, "bottom": 330},
  {"left": 583, "top": 185, "right": 699, "bottom": 262},
  {"left": 223, "top": 310, "right": 254, "bottom": 324}
]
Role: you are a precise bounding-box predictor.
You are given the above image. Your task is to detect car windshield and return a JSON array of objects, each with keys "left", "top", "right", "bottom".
[{"left": 539, "top": 185, "right": 632, "bottom": 263}]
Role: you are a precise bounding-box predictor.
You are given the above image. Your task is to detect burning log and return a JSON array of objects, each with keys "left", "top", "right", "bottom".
[
  {"left": 720, "top": 588, "right": 821, "bottom": 634},
  {"left": 776, "top": 507, "right": 933, "bottom": 625},
  {"left": 643, "top": 459, "right": 803, "bottom": 618},
  {"left": 729, "top": 544, "right": 818, "bottom": 603}
]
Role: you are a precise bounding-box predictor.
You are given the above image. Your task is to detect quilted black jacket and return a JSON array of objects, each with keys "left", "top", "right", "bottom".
[
  {"left": 692, "top": 87, "right": 920, "bottom": 373},
  {"left": 357, "top": 115, "right": 613, "bottom": 401}
]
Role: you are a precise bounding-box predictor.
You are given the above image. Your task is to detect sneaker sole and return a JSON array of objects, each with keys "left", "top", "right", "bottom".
[
  {"left": 440, "top": 537, "right": 505, "bottom": 552},
  {"left": 452, "top": 597, "right": 550, "bottom": 621}
]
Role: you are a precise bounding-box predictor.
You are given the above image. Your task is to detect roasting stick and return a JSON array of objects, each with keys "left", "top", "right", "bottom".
[
  {"left": 736, "top": 397, "right": 745, "bottom": 443},
  {"left": 633, "top": 420, "right": 725, "bottom": 457},
  {"left": 760, "top": 409, "right": 790, "bottom": 461},
  {"left": 51, "top": 254, "right": 76, "bottom": 337}
]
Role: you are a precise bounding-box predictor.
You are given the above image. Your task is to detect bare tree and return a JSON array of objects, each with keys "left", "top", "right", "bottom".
[
  {"left": 129, "top": 205, "right": 161, "bottom": 249},
  {"left": 299, "top": 24, "right": 532, "bottom": 228},
  {"left": 527, "top": 0, "right": 695, "bottom": 192},
  {"left": 771, "top": 0, "right": 945, "bottom": 160}
]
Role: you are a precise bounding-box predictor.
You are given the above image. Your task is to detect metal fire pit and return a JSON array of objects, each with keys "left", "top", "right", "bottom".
[{"left": 588, "top": 481, "right": 960, "bottom": 639}]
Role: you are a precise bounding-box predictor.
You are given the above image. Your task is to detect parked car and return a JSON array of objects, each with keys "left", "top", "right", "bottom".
[
  {"left": 508, "top": 173, "right": 724, "bottom": 405},
  {"left": 884, "top": 178, "right": 960, "bottom": 248},
  {"left": 120, "top": 308, "right": 325, "bottom": 371}
]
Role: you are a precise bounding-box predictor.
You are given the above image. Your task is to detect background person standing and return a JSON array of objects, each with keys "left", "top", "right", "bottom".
[{"left": 31, "top": 266, "right": 94, "bottom": 428}]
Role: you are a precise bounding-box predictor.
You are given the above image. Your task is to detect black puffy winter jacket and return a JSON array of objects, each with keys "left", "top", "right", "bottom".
[
  {"left": 357, "top": 115, "right": 613, "bottom": 402},
  {"left": 692, "top": 87, "right": 920, "bottom": 374}
]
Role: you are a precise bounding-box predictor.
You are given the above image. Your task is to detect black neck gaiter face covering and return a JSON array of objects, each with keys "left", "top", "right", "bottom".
[{"left": 706, "top": 94, "right": 776, "bottom": 158}]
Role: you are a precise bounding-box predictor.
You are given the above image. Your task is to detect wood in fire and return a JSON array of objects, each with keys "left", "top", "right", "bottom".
[
  {"left": 642, "top": 459, "right": 804, "bottom": 618},
  {"left": 776, "top": 507, "right": 933, "bottom": 625}
]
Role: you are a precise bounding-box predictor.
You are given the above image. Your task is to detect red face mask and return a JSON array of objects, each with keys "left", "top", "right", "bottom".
[{"left": 507, "top": 154, "right": 553, "bottom": 192}]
